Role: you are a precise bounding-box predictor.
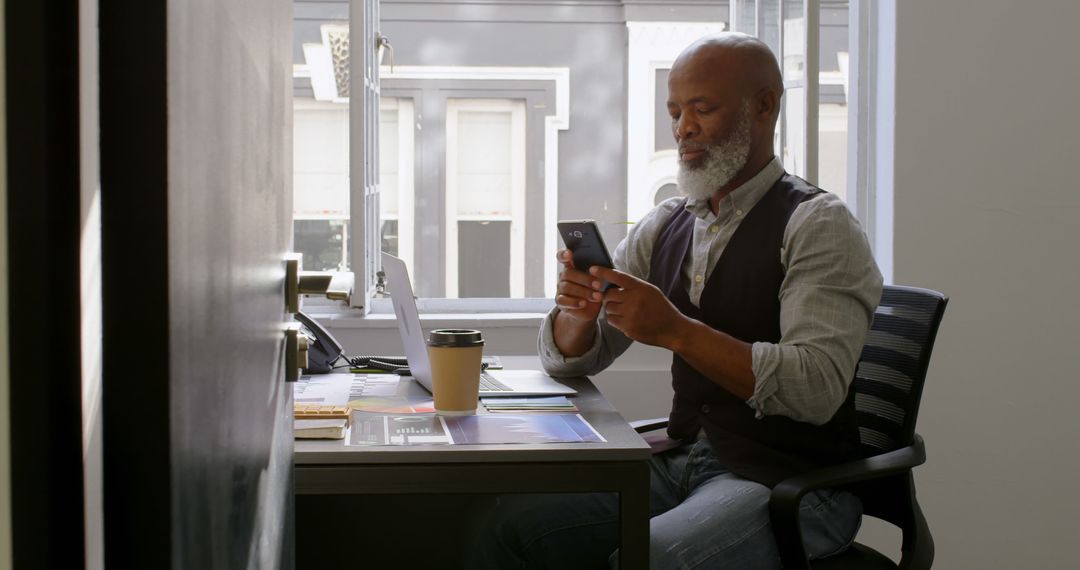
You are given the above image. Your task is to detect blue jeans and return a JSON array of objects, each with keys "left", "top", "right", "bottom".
[{"left": 471, "top": 438, "right": 862, "bottom": 569}]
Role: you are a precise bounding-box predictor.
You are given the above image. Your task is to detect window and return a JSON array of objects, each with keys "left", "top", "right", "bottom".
[
  {"left": 445, "top": 98, "right": 527, "bottom": 298},
  {"left": 379, "top": 97, "right": 416, "bottom": 275},
  {"left": 292, "top": 0, "right": 871, "bottom": 312},
  {"left": 293, "top": 99, "right": 349, "bottom": 272}
]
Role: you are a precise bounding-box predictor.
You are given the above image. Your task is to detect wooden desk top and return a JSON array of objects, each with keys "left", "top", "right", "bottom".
[{"left": 294, "top": 370, "right": 650, "bottom": 465}]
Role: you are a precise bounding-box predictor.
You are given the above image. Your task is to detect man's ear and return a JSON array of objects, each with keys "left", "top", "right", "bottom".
[{"left": 755, "top": 87, "right": 781, "bottom": 123}]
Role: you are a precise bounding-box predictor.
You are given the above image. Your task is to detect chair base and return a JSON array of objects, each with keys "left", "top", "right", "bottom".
[{"left": 812, "top": 543, "right": 897, "bottom": 570}]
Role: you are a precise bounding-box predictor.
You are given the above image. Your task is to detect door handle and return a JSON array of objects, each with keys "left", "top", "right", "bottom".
[
  {"left": 285, "top": 325, "right": 309, "bottom": 383},
  {"left": 285, "top": 253, "right": 302, "bottom": 314},
  {"left": 285, "top": 252, "right": 351, "bottom": 310}
]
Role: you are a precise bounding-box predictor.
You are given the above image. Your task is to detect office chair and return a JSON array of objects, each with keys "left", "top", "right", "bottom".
[{"left": 632, "top": 285, "right": 948, "bottom": 569}]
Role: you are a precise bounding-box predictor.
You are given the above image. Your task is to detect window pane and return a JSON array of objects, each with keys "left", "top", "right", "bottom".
[
  {"left": 293, "top": 100, "right": 350, "bottom": 270},
  {"left": 445, "top": 100, "right": 523, "bottom": 298},
  {"left": 379, "top": 100, "right": 401, "bottom": 265},
  {"left": 458, "top": 221, "right": 511, "bottom": 298},
  {"left": 294, "top": 219, "right": 348, "bottom": 272},
  {"left": 654, "top": 68, "right": 675, "bottom": 153},
  {"left": 380, "top": 219, "right": 398, "bottom": 258},
  {"left": 732, "top": 0, "right": 758, "bottom": 35},
  {"left": 293, "top": 103, "right": 350, "bottom": 218},
  {"left": 782, "top": 0, "right": 806, "bottom": 83},
  {"left": 819, "top": 0, "right": 849, "bottom": 202},
  {"left": 456, "top": 110, "right": 513, "bottom": 217},
  {"left": 380, "top": 103, "right": 400, "bottom": 219},
  {"left": 783, "top": 86, "right": 806, "bottom": 176},
  {"left": 759, "top": 0, "right": 781, "bottom": 63}
]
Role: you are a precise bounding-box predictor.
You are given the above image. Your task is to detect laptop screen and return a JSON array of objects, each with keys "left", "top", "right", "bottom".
[{"left": 381, "top": 252, "right": 433, "bottom": 386}]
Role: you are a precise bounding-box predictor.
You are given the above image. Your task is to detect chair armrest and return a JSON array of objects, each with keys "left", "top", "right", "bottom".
[
  {"left": 769, "top": 434, "right": 927, "bottom": 570},
  {"left": 629, "top": 417, "right": 669, "bottom": 433}
]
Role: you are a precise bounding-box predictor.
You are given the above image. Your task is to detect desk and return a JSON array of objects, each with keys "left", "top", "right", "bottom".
[{"left": 294, "top": 365, "right": 652, "bottom": 568}]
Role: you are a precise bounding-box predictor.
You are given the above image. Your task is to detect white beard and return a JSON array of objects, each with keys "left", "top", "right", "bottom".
[{"left": 677, "top": 101, "right": 753, "bottom": 201}]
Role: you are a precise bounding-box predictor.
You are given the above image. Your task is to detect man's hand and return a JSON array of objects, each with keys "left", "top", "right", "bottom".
[
  {"left": 552, "top": 250, "right": 604, "bottom": 357},
  {"left": 590, "top": 266, "right": 689, "bottom": 350},
  {"left": 555, "top": 249, "right": 604, "bottom": 324},
  {"left": 592, "top": 265, "right": 756, "bottom": 399}
]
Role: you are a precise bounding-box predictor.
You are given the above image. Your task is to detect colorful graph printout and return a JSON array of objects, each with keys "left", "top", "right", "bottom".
[{"left": 442, "top": 414, "right": 605, "bottom": 444}]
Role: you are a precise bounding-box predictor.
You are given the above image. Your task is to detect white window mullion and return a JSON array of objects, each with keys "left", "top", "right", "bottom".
[
  {"left": 847, "top": 0, "right": 870, "bottom": 224},
  {"left": 509, "top": 100, "right": 526, "bottom": 298},
  {"left": 348, "top": 0, "right": 380, "bottom": 311},
  {"left": 397, "top": 99, "right": 415, "bottom": 276},
  {"left": 804, "top": 0, "right": 820, "bottom": 185},
  {"left": 847, "top": 0, "right": 893, "bottom": 281},
  {"left": 444, "top": 105, "right": 461, "bottom": 298}
]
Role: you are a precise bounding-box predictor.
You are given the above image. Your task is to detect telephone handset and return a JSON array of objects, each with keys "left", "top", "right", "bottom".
[
  {"left": 295, "top": 311, "right": 344, "bottom": 374},
  {"left": 293, "top": 312, "right": 410, "bottom": 374}
]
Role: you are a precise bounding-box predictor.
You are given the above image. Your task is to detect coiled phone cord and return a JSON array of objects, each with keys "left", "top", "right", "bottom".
[{"left": 345, "top": 355, "right": 410, "bottom": 373}]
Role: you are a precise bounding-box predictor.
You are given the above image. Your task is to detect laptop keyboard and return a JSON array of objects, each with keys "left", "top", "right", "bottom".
[{"left": 479, "top": 373, "right": 513, "bottom": 392}]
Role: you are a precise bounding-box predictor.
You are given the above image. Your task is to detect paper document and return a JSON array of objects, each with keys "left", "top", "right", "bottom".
[
  {"left": 345, "top": 412, "right": 605, "bottom": 446},
  {"left": 443, "top": 414, "right": 604, "bottom": 444},
  {"left": 294, "top": 373, "right": 400, "bottom": 406},
  {"left": 348, "top": 413, "right": 452, "bottom": 446}
]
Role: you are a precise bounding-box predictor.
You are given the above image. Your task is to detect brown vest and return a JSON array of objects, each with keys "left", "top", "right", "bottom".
[{"left": 648, "top": 174, "right": 860, "bottom": 487}]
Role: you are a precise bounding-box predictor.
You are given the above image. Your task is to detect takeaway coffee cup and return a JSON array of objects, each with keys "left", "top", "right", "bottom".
[{"left": 427, "top": 329, "right": 485, "bottom": 415}]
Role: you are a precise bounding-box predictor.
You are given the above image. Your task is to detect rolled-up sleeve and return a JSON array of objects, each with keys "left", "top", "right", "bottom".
[
  {"left": 746, "top": 195, "right": 883, "bottom": 425},
  {"left": 537, "top": 201, "right": 682, "bottom": 378},
  {"left": 538, "top": 306, "right": 637, "bottom": 377}
]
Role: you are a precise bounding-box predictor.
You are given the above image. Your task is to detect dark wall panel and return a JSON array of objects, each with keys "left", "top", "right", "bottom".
[
  {"left": 101, "top": 0, "right": 293, "bottom": 567},
  {"left": 167, "top": 0, "right": 294, "bottom": 567},
  {"left": 5, "top": 0, "right": 86, "bottom": 567}
]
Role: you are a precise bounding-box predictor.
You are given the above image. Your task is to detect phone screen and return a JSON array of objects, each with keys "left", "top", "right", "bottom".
[{"left": 557, "top": 220, "right": 616, "bottom": 290}]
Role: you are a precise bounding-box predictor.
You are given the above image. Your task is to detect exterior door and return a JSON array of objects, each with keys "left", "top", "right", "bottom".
[{"left": 100, "top": 0, "right": 295, "bottom": 567}]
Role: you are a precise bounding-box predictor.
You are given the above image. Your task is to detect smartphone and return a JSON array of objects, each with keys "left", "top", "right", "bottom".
[{"left": 557, "top": 219, "right": 616, "bottom": 291}]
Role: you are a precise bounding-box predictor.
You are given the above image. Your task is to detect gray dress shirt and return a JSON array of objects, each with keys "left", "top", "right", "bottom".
[{"left": 538, "top": 157, "right": 883, "bottom": 425}]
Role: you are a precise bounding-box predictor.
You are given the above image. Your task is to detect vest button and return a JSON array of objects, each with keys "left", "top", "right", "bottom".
[{"left": 700, "top": 404, "right": 711, "bottom": 414}]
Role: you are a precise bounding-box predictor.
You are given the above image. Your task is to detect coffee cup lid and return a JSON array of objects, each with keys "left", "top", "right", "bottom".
[{"left": 427, "top": 329, "right": 484, "bottom": 347}]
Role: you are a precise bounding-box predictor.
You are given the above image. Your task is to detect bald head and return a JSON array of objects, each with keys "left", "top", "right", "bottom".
[{"left": 672, "top": 32, "right": 784, "bottom": 120}]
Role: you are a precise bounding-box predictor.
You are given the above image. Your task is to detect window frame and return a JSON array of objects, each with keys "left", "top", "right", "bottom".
[
  {"left": 444, "top": 97, "right": 527, "bottom": 298},
  {"left": 374, "top": 65, "right": 570, "bottom": 303},
  {"left": 348, "top": 0, "right": 380, "bottom": 312},
  {"left": 331, "top": 0, "right": 880, "bottom": 317}
]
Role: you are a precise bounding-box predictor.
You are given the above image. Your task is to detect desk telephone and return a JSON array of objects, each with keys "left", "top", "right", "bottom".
[{"left": 294, "top": 312, "right": 409, "bottom": 374}]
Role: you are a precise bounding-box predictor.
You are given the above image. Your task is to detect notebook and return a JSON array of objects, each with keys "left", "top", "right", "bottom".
[{"left": 381, "top": 252, "right": 577, "bottom": 398}]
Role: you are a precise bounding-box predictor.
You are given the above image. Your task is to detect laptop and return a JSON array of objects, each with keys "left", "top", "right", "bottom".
[{"left": 381, "top": 252, "right": 577, "bottom": 397}]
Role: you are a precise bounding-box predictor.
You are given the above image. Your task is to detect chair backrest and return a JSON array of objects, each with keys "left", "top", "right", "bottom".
[{"left": 853, "top": 285, "right": 948, "bottom": 454}]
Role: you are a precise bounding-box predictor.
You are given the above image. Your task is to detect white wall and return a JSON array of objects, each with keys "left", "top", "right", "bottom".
[
  {"left": 891, "top": 1, "right": 1080, "bottom": 567},
  {"left": 78, "top": 0, "right": 103, "bottom": 567}
]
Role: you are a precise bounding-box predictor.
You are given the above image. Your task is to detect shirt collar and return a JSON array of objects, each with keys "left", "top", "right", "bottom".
[{"left": 684, "top": 156, "right": 786, "bottom": 219}]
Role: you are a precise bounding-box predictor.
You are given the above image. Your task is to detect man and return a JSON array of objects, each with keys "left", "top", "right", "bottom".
[{"left": 476, "top": 32, "right": 882, "bottom": 569}]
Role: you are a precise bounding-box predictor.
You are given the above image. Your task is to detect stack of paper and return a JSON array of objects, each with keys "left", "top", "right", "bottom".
[
  {"left": 295, "top": 418, "right": 348, "bottom": 439},
  {"left": 481, "top": 396, "right": 578, "bottom": 413}
]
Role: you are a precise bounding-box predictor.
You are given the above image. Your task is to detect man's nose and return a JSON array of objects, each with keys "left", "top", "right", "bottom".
[{"left": 675, "top": 117, "right": 697, "bottom": 141}]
